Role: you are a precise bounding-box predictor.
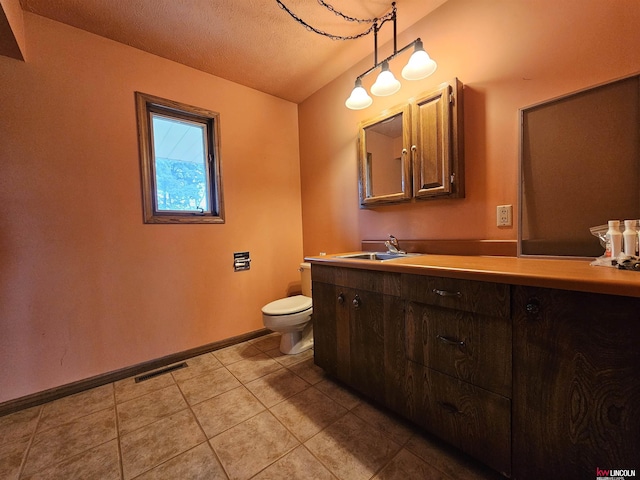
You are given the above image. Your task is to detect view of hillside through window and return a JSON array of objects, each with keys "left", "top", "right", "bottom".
[{"left": 151, "top": 114, "right": 210, "bottom": 212}]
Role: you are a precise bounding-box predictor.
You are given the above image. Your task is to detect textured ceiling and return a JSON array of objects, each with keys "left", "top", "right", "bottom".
[{"left": 18, "top": 0, "right": 446, "bottom": 103}]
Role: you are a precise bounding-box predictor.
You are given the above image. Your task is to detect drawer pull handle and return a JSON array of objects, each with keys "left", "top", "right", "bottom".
[
  {"left": 432, "top": 288, "right": 462, "bottom": 298},
  {"left": 436, "top": 335, "right": 465, "bottom": 348},
  {"left": 438, "top": 401, "right": 462, "bottom": 414}
]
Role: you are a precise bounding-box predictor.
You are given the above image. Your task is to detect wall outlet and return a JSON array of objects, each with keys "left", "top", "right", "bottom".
[{"left": 497, "top": 205, "right": 512, "bottom": 227}]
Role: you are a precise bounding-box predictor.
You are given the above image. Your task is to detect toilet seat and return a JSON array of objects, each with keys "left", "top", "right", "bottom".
[{"left": 262, "top": 295, "right": 312, "bottom": 316}]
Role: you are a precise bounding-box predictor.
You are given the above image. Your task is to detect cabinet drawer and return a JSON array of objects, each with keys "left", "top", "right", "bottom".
[
  {"left": 402, "top": 274, "right": 510, "bottom": 318},
  {"left": 408, "top": 362, "right": 511, "bottom": 477},
  {"left": 405, "top": 301, "right": 512, "bottom": 397},
  {"left": 313, "top": 265, "right": 400, "bottom": 296}
]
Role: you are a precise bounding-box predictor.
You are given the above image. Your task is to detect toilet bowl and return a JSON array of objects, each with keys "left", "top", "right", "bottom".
[{"left": 262, "top": 263, "right": 313, "bottom": 355}]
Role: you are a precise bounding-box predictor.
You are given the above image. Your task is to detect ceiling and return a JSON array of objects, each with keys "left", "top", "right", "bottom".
[{"left": 18, "top": 0, "right": 446, "bottom": 103}]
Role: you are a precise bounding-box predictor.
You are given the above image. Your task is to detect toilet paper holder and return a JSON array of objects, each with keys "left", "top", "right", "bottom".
[{"left": 233, "top": 251, "right": 251, "bottom": 271}]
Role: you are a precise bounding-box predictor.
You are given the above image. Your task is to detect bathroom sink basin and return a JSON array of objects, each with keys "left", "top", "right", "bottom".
[{"left": 336, "top": 252, "right": 424, "bottom": 261}]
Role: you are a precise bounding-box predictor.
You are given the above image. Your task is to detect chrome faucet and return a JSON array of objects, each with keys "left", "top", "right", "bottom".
[{"left": 385, "top": 234, "right": 406, "bottom": 254}]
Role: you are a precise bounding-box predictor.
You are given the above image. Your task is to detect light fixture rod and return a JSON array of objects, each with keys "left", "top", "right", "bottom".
[
  {"left": 373, "top": 2, "right": 397, "bottom": 66},
  {"left": 393, "top": 5, "right": 397, "bottom": 54},
  {"left": 374, "top": 22, "right": 379, "bottom": 66},
  {"left": 356, "top": 37, "right": 421, "bottom": 82}
]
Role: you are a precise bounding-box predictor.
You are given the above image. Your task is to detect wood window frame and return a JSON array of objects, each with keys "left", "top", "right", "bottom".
[{"left": 135, "top": 92, "right": 225, "bottom": 224}]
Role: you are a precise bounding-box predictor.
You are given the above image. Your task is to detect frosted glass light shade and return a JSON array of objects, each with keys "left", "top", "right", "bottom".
[
  {"left": 370, "top": 61, "right": 401, "bottom": 97},
  {"left": 345, "top": 79, "right": 373, "bottom": 110},
  {"left": 402, "top": 42, "right": 437, "bottom": 80}
]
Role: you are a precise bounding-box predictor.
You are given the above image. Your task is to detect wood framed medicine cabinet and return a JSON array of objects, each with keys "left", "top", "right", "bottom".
[{"left": 357, "top": 78, "right": 464, "bottom": 207}]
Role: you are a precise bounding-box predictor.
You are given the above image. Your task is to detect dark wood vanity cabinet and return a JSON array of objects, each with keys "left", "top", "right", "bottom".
[
  {"left": 312, "top": 262, "right": 640, "bottom": 479},
  {"left": 512, "top": 286, "right": 640, "bottom": 480},
  {"left": 311, "top": 265, "right": 403, "bottom": 403},
  {"left": 312, "top": 265, "right": 512, "bottom": 476}
]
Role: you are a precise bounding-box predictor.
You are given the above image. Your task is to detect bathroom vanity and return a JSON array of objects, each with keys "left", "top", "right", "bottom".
[{"left": 306, "top": 253, "right": 640, "bottom": 479}]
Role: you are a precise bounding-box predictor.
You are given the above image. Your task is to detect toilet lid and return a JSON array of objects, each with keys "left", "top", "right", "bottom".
[{"left": 262, "top": 295, "right": 312, "bottom": 316}]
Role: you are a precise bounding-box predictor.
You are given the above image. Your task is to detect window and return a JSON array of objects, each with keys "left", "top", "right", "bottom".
[{"left": 135, "top": 92, "right": 224, "bottom": 223}]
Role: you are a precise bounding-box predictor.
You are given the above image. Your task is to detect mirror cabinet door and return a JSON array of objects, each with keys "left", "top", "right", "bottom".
[
  {"left": 412, "top": 79, "right": 464, "bottom": 199},
  {"left": 358, "top": 103, "right": 412, "bottom": 207}
]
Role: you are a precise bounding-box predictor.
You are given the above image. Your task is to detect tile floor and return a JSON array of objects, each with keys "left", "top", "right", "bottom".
[{"left": 0, "top": 333, "right": 505, "bottom": 480}]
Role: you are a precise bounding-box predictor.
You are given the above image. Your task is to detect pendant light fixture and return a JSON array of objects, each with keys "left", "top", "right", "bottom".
[
  {"left": 276, "top": 1, "right": 437, "bottom": 110},
  {"left": 345, "top": 78, "right": 373, "bottom": 110},
  {"left": 342, "top": 3, "right": 437, "bottom": 109},
  {"left": 401, "top": 39, "right": 438, "bottom": 80},
  {"left": 370, "top": 61, "right": 401, "bottom": 96}
]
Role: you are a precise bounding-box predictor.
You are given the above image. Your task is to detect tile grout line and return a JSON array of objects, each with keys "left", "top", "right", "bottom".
[
  {"left": 15, "top": 405, "right": 43, "bottom": 480},
  {"left": 17, "top": 425, "right": 118, "bottom": 478},
  {"left": 176, "top": 367, "right": 232, "bottom": 480},
  {"left": 207, "top": 345, "right": 316, "bottom": 479},
  {"left": 288, "top": 374, "right": 417, "bottom": 480},
  {"left": 122, "top": 371, "right": 200, "bottom": 479},
  {"left": 246, "top": 367, "right": 305, "bottom": 478},
  {"left": 112, "top": 382, "right": 125, "bottom": 480},
  {"left": 115, "top": 368, "right": 191, "bottom": 478},
  {"left": 258, "top": 363, "right": 351, "bottom": 480},
  {"left": 298, "top": 418, "right": 348, "bottom": 479}
]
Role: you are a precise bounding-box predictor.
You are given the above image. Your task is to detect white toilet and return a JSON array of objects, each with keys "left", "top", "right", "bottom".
[{"left": 262, "top": 262, "right": 313, "bottom": 355}]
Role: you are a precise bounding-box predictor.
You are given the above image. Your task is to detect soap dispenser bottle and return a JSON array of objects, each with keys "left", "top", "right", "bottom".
[
  {"left": 623, "top": 219, "right": 637, "bottom": 256},
  {"left": 606, "top": 220, "right": 622, "bottom": 258}
]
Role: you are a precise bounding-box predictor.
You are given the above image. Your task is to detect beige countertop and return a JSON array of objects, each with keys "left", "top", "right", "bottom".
[{"left": 305, "top": 253, "right": 640, "bottom": 298}]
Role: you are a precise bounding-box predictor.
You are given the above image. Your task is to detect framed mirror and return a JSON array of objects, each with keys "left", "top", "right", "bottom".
[
  {"left": 358, "top": 103, "right": 412, "bottom": 206},
  {"left": 519, "top": 73, "right": 640, "bottom": 257}
]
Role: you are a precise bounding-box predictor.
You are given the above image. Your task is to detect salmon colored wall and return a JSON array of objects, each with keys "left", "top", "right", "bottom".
[
  {"left": 0, "top": 0, "right": 26, "bottom": 59},
  {"left": 0, "top": 13, "right": 303, "bottom": 403},
  {"left": 299, "top": 0, "right": 640, "bottom": 257}
]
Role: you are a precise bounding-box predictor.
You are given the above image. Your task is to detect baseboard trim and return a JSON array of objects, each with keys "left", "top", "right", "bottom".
[{"left": 0, "top": 328, "right": 270, "bottom": 418}]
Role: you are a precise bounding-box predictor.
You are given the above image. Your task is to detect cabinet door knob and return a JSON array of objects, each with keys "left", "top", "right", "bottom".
[
  {"left": 526, "top": 298, "right": 540, "bottom": 317},
  {"left": 337, "top": 293, "right": 345, "bottom": 304},
  {"left": 352, "top": 294, "right": 361, "bottom": 309},
  {"left": 432, "top": 288, "right": 462, "bottom": 298}
]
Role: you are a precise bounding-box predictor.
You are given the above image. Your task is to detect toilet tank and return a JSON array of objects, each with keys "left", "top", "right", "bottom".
[{"left": 300, "top": 262, "right": 312, "bottom": 297}]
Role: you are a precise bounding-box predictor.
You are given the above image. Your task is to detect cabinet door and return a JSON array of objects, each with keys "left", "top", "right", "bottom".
[
  {"left": 412, "top": 78, "right": 464, "bottom": 199},
  {"left": 313, "top": 279, "right": 404, "bottom": 404},
  {"left": 348, "top": 289, "right": 385, "bottom": 402},
  {"left": 312, "top": 281, "right": 350, "bottom": 381},
  {"left": 512, "top": 286, "right": 640, "bottom": 480}
]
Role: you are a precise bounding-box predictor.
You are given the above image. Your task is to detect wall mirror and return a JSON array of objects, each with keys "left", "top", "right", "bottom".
[
  {"left": 519, "top": 73, "right": 640, "bottom": 257},
  {"left": 358, "top": 103, "right": 412, "bottom": 206}
]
